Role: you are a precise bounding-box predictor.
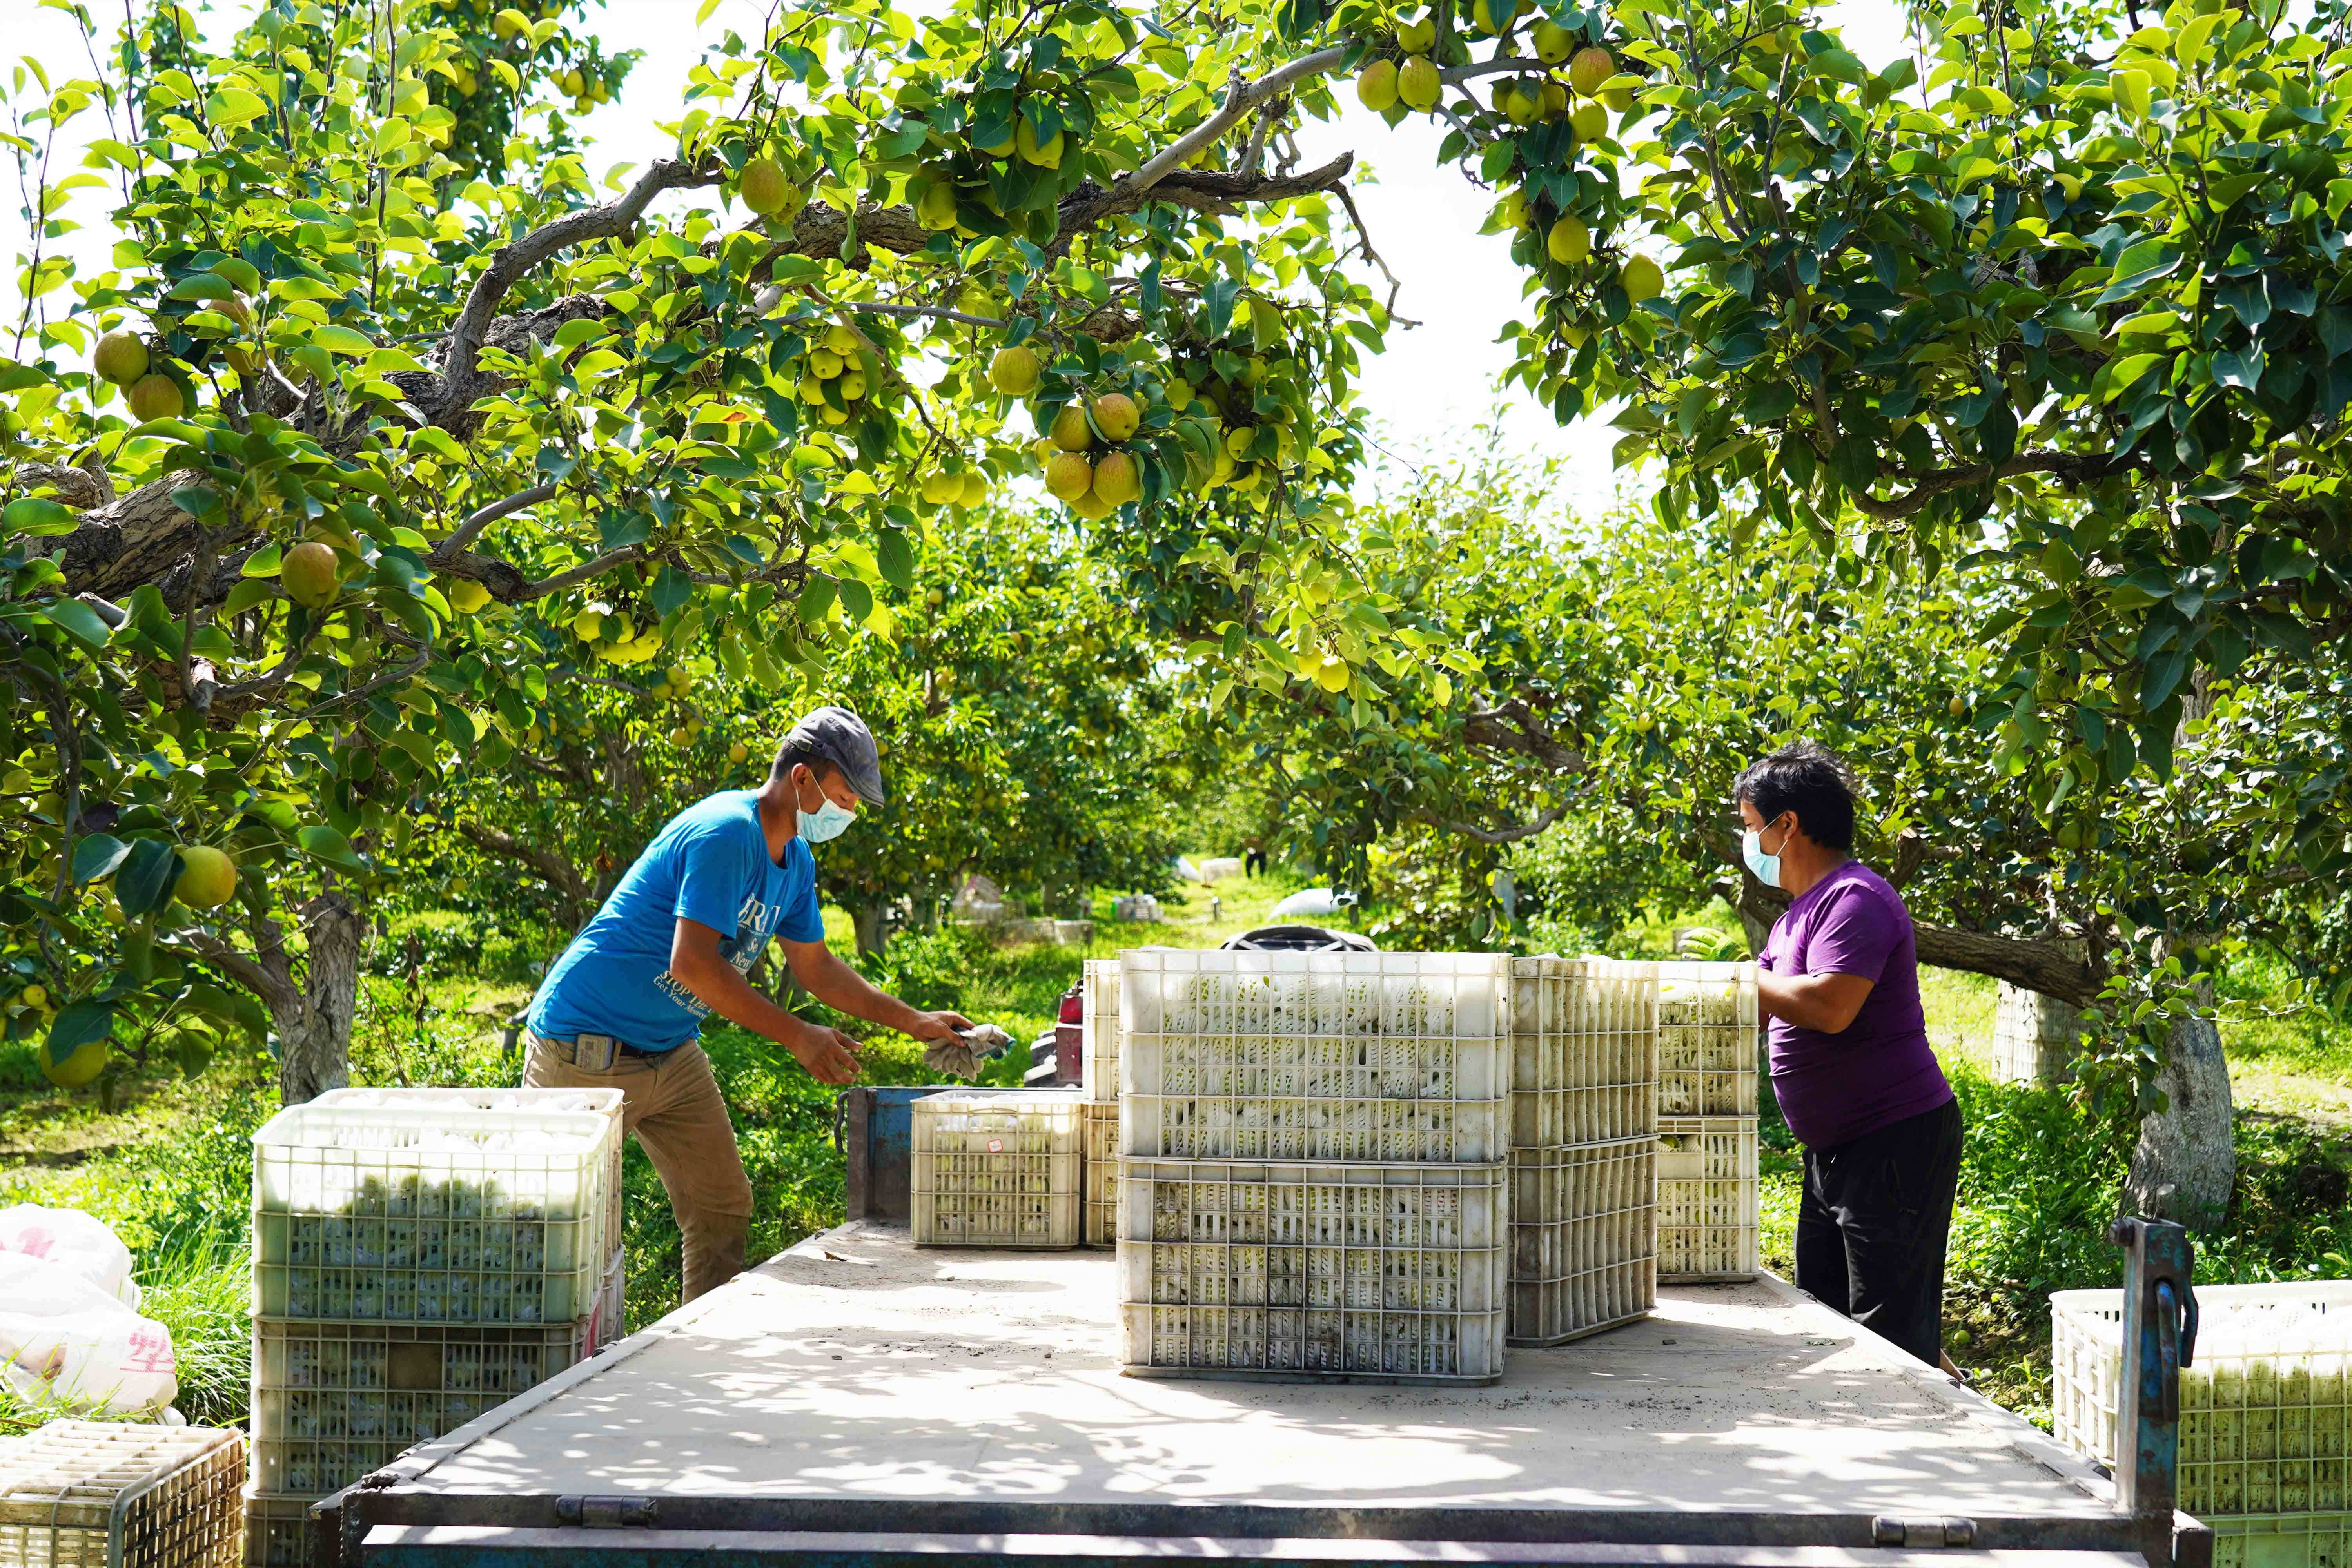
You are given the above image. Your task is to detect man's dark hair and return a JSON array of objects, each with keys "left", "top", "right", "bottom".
[
  {"left": 1733, "top": 742, "right": 1858, "bottom": 852},
  {"left": 769, "top": 735, "right": 835, "bottom": 785}
]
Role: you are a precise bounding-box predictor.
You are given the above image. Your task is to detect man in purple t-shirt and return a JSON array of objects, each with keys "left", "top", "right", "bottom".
[{"left": 1735, "top": 742, "right": 1960, "bottom": 1369}]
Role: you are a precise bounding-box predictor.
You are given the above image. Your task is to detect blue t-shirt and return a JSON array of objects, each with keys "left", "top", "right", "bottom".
[{"left": 529, "top": 791, "right": 824, "bottom": 1051}]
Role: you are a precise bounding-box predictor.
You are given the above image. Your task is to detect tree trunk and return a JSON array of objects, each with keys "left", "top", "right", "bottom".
[
  {"left": 853, "top": 899, "right": 889, "bottom": 958},
  {"left": 2125, "top": 1008, "right": 2236, "bottom": 1233},
  {"left": 276, "top": 890, "right": 365, "bottom": 1105}
]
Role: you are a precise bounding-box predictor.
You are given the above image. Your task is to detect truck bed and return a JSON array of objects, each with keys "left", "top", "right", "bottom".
[{"left": 348, "top": 1223, "right": 2129, "bottom": 1554}]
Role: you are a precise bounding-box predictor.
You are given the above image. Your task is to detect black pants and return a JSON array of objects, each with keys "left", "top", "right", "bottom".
[{"left": 1795, "top": 1096, "right": 1964, "bottom": 1367}]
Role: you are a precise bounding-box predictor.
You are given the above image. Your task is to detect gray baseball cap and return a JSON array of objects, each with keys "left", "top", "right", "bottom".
[{"left": 784, "top": 705, "right": 886, "bottom": 806}]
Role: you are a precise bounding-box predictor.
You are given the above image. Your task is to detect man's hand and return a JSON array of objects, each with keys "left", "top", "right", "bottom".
[
  {"left": 907, "top": 1009, "right": 975, "bottom": 1045},
  {"left": 787, "top": 1020, "right": 863, "bottom": 1084}
]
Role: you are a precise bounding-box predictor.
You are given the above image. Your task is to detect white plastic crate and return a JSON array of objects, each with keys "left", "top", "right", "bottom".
[
  {"left": 1506, "top": 1136, "right": 1657, "bottom": 1346},
  {"left": 0, "top": 1422, "right": 243, "bottom": 1568},
  {"left": 238, "top": 1491, "right": 308, "bottom": 1568},
  {"left": 911, "top": 1092, "right": 1084, "bottom": 1249},
  {"left": 1654, "top": 961, "right": 1757, "bottom": 1117},
  {"left": 1993, "top": 982, "right": 2078, "bottom": 1085},
  {"left": 309, "top": 1089, "right": 625, "bottom": 1260},
  {"left": 247, "top": 1316, "right": 595, "bottom": 1496},
  {"left": 1083, "top": 958, "right": 1120, "bottom": 1103},
  {"left": 1115, "top": 1158, "right": 1507, "bottom": 1384},
  {"left": 1082, "top": 1103, "right": 1119, "bottom": 1250},
  {"left": 251, "top": 1103, "right": 615, "bottom": 1324},
  {"left": 1656, "top": 1115, "right": 1759, "bottom": 1283},
  {"left": 2211, "top": 1512, "right": 2352, "bottom": 1568},
  {"left": 2051, "top": 1283, "right": 2352, "bottom": 1515},
  {"left": 1509, "top": 956, "right": 1657, "bottom": 1148},
  {"left": 1117, "top": 951, "right": 1511, "bottom": 1163}
]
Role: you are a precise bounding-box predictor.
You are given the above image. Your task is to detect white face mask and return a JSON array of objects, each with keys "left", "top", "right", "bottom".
[
  {"left": 1742, "top": 817, "right": 1791, "bottom": 889},
  {"left": 795, "top": 770, "right": 857, "bottom": 844}
]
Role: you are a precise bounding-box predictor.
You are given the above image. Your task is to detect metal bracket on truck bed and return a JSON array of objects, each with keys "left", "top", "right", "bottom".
[
  {"left": 554, "top": 1498, "right": 659, "bottom": 1529},
  {"left": 1871, "top": 1517, "right": 1976, "bottom": 1548}
]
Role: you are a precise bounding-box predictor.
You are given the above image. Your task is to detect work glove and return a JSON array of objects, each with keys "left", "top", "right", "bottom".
[{"left": 923, "top": 1024, "right": 1011, "bottom": 1081}]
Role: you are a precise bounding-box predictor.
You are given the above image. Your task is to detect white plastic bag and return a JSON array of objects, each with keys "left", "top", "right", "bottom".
[
  {"left": 0, "top": 1203, "right": 142, "bottom": 1308},
  {"left": 0, "top": 1251, "right": 178, "bottom": 1416}
]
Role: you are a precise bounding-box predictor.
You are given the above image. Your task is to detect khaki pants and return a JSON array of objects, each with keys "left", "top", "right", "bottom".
[{"left": 524, "top": 1037, "right": 752, "bottom": 1303}]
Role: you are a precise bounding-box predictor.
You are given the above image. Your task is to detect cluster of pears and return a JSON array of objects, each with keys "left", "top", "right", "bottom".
[
  {"left": 572, "top": 606, "right": 664, "bottom": 665},
  {"left": 93, "top": 329, "right": 186, "bottom": 423},
  {"left": 1034, "top": 392, "right": 1145, "bottom": 520},
  {"left": 1167, "top": 353, "right": 1300, "bottom": 495},
  {"left": 918, "top": 466, "right": 990, "bottom": 510},
  {"left": 780, "top": 322, "right": 878, "bottom": 425}
]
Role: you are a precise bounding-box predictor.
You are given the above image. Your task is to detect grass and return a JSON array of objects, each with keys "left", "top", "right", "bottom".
[{"left": 2, "top": 873, "right": 2348, "bottom": 1446}]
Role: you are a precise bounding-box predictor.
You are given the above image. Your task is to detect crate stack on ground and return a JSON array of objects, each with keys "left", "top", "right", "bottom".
[
  {"left": 1992, "top": 982, "right": 2078, "bottom": 1085},
  {"left": 243, "top": 1092, "right": 622, "bottom": 1566},
  {"left": 1082, "top": 958, "right": 1122, "bottom": 1247},
  {"left": 1651, "top": 961, "right": 1760, "bottom": 1285},
  {"left": 1505, "top": 956, "right": 1659, "bottom": 1346},
  {"left": 1113, "top": 949, "right": 1512, "bottom": 1384},
  {"left": 1, "top": 1421, "right": 244, "bottom": 1568},
  {"left": 2052, "top": 1283, "right": 2352, "bottom": 1568}
]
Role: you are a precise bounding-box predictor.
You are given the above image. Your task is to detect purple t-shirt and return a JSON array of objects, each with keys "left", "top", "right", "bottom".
[{"left": 1759, "top": 861, "right": 1953, "bottom": 1149}]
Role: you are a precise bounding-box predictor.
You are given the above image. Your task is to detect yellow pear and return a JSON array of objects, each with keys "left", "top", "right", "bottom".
[
  {"left": 1093, "top": 392, "right": 1140, "bottom": 440},
  {"left": 1622, "top": 253, "right": 1665, "bottom": 302},
  {"left": 93, "top": 331, "right": 149, "bottom": 386},
  {"left": 1547, "top": 215, "right": 1591, "bottom": 265},
  {"left": 1015, "top": 116, "right": 1065, "bottom": 169},
  {"left": 824, "top": 324, "right": 861, "bottom": 356},
  {"left": 40, "top": 1034, "right": 108, "bottom": 1090},
  {"left": 447, "top": 579, "right": 491, "bottom": 613},
  {"left": 1395, "top": 14, "right": 1436, "bottom": 51},
  {"left": 1051, "top": 403, "right": 1093, "bottom": 451},
  {"left": 1314, "top": 653, "right": 1351, "bottom": 693},
  {"left": 1570, "top": 45, "right": 1614, "bottom": 97},
  {"left": 1044, "top": 450, "right": 1094, "bottom": 500},
  {"left": 729, "top": 741, "right": 750, "bottom": 763},
  {"left": 739, "top": 157, "right": 793, "bottom": 214},
  {"left": 1091, "top": 450, "right": 1141, "bottom": 505},
  {"left": 1397, "top": 54, "right": 1441, "bottom": 111},
  {"left": 916, "top": 181, "right": 958, "bottom": 231},
  {"left": 281, "top": 541, "right": 341, "bottom": 609},
  {"left": 126, "top": 374, "right": 184, "bottom": 422},
  {"left": 1357, "top": 59, "right": 1399, "bottom": 113},
  {"left": 1531, "top": 20, "right": 1573, "bottom": 62},
  {"left": 989, "top": 345, "right": 1041, "bottom": 396},
  {"left": 1571, "top": 100, "right": 1607, "bottom": 140},
  {"left": 175, "top": 844, "right": 239, "bottom": 909},
  {"left": 958, "top": 471, "right": 987, "bottom": 505},
  {"left": 572, "top": 609, "right": 602, "bottom": 641}
]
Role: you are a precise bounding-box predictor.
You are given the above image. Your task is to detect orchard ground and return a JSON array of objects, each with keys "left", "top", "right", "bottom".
[{"left": 2, "top": 870, "right": 2349, "bottom": 1438}]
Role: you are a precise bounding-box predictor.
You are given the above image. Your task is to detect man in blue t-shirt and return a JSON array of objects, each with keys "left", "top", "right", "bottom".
[{"left": 524, "top": 705, "right": 971, "bottom": 1302}]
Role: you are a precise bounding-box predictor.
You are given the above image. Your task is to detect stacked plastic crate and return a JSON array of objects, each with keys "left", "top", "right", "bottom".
[
  {"left": 243, "top": 1093, "right": 620, "bottom": 1566},
  {"left": 910, "top": 1091, "right": 1086, "bottom": 1247},
  {"left": 1652, "top": 962, "right": 1760, "bottom": 1284},
  {"left": 1505, "top": 956, "right": 1659, "bottom": 1345},
  {"left": 1082, "top": 958, "right": 1122, "bottom": 1248},
  {"left": 1113, "top": 949, "right": 1512, "bottom": 1384},
  {"left": 2052, "top": 1283, "right": 2352, "bottom": 1568}
]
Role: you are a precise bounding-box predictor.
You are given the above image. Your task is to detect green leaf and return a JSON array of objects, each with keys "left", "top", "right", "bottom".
[
  {"left": 552, "top": 318, "right": 610, "bottom": 350},
  {"left": 4, "top": 496, "right": 77, "bottom": 535},
  {"left": 311, "top": 325, "right": 376, "bottom": 356},
  {"left": 243, "top": 544, "right": 283, "bottom": 577},
  {"left": 2102, "top": 352, "right": 2165, "bottom": 402},
  {"left": 204, "top": 88, "right": 269, "bottom": 125},
  {"left": 1811, "top": 49, "right": 1867, "bottom": 83},
  {"left": 46, "top": 1000, "right": 115, "bottom": 1061},
  {"left": 876, "top": 527, "right": 915, "bottom": 592},
  {"left": 71, "top": 834, "right": 132, "bottom": 884},
  {"left": 167, "top": 271, "right": 235, "bottom": 302},
  {"left": 43, "top": 599, "right": 113, "bottom": 648},
  {"left": 116, "top": 839, "right": 180, "bottom": 917},
  {"left": 298, "top": 824, "right": 365, "bottom": 871}
]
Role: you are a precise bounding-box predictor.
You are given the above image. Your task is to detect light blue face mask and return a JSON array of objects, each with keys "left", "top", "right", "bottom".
[
  {"left": 1741, "top": 817, "right": 1790, "bottom": 889},
  {"left": 796, "top": 773, "right": 857, "bottom": 844}
]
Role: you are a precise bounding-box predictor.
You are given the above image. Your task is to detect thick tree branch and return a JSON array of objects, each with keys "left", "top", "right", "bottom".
[
  {"left": 457, "top": 821, "right": 588, "bottom": 914},
  {"left": 1848, "top": 448, "right": 2142, "bottom": 522},
  {"left": 1127, "top": 48, "right": 1349, "bottom": 193},
  {"left": 1445, "top": 804, "right": 1564, "bottom": 844},
  {"left": 428, "top": 483, "right": 560, "bottom": 566},
  {"left": 443, "top": 157, "right": 722, "bottom": 401},
  {"left": 1461, "top": 698, "right": 1587, "bottom": 775}
]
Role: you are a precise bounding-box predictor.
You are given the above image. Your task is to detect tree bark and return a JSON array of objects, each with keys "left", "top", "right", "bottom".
[
  {"left": 457, "top": 820, "right": 589, "bottom": 928},
  {"left": 275, "top": 890, "right": 364, "bottom": 1105},
  {"left": 853, "top": 899, "right": 889, "bottom": 959},
  {"left": 2125, "top": 1007, "right": 2236, "bottom": 1233}
]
